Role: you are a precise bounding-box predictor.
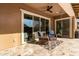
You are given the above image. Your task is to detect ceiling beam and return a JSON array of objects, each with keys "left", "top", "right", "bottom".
[
  {"left": 72, "top": 6, "right": 79, "bottom": 8},
  {"left": 73, "top": 8, "right": 79, "bottom": 9},
  {"left": 74, "top": 10, "right": 79, "bottom": 12},
  {"left": 72, "top": 4, "right": 79, "bottom": 6},
  {"left": 58, "top": 3, "right": 75, "bottom": 17}
]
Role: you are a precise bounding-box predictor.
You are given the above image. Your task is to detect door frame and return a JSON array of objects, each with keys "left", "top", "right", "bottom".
[
  {"left": 55, "top": 17, "right": 73, "bottom": 38},
  {"left": 20, "top": 9, "right": 51, "bottom": 44}
]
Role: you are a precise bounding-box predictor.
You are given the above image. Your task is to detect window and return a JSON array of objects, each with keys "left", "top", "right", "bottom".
[
  {"left": 77, "top": 19, "right": 79, "bottom": 29},
  {"left": 41, "top": 18, "right": 46, "bottom": 31},
  {"left": 24, "top": 14, "right": 33, "bottom": 41},
  {"left": 56, "top": 19, "right": 70, "bottom": 38},
  {"left": 23, "top": 11, "right": 50, "bottom": 43},
  {"left": 33, "top": 16, "right": 40, "bottom": 32},
  {"left": 46, "top": 20, "right": 49, "bottom": 34}
]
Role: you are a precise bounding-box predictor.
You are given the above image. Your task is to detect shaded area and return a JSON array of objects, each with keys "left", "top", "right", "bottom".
[
  {"left": 0, "top": 4, "right": 21, "bottom": 34},
  {"left": 44, "top": 40, "right": 63, "bottom": 50},
  {"left": 26, "top": 39, "right": 63, "bottom": 50}
]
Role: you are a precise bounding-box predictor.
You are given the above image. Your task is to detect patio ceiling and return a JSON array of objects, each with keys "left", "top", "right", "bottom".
[
  {"left": 72, "top": 3, "right": 79, "bottom": 17},
  {"left": 25, "top": 3, "right": 66, "bottom": 17}
]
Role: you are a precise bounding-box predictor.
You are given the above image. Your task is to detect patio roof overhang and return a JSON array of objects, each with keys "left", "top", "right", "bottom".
[{"left": 58, "top": 3, "right": 76, "bottom": 17}]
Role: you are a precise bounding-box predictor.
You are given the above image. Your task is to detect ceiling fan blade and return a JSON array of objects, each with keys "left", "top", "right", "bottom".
[
  {"left": 47, "top": 6, "right": 53, "bottom": 10},
  {"left": 49, "top": 10, "right": 53, "bottom": 13},
  {"left": 49, "top": 6, "right": 53, "bottom": 9}
]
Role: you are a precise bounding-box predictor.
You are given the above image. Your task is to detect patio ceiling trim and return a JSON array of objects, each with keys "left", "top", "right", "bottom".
[
  {"left": 58, "top": 3, "right": 75, "bottom": 17},
  {"left": 20, "top": 9, "right": 50, "bottom": 20}
]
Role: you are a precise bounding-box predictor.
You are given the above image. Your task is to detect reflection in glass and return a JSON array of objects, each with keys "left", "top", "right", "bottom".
[
  {"left": 41, "top": 18, "right": 46, "bottom": 31},
  {"left": 33, "top": 16, "right": 40, "bottom": 32},
  {"left": 46, "top": 20, "right": 49, "bottom": 34},
  {"left": 56, "top": 19, "right": 70, "bottom": 38},
  {"left": 56, "top": 21, "right": 62, "bottom": 37},
  {"left": 24, "top": 14, "right": 33, "bottom": 42},
  {"left": 77, "top": 19, "right": 79, "bottom": 29},
  {"left": 62, "top": 19, "right": 70, "bottom": 38}
]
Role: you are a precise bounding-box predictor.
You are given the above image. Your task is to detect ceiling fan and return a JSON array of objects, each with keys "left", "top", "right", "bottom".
[
  {"left": 46, "top": 5, "right": 53, "bottom": 13},
  {"left": 39, "top": 5, "right": 53, "bottom": 13}
]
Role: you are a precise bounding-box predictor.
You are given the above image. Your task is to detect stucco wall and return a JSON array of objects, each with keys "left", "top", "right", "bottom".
[
  {"left": 0, "top": 4, "right": 21, "bottom": 50},
  {"left": 50, "top": 18, "right": 55, "bottom": 31}
]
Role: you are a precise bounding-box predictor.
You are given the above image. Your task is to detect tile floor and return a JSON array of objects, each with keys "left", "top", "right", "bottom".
[{"left": 0, "top": 38, "right": 79, "bottom": 56}]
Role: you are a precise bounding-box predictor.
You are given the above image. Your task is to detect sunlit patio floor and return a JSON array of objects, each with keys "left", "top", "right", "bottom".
[{"left": 0, "top": 38, "right": 79, "bottom": 56}]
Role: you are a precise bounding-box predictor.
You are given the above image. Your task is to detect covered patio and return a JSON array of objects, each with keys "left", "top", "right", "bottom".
[{"left": 0, "top": 3, "right": 79, "bottom": 56}]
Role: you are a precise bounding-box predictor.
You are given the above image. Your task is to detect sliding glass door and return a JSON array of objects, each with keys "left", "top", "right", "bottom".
[
  {"left": 41, "top": 18, "right": 46, "bottom": 31},
  {"left": 55, "top": 18, "right": 71, "bottom": 38},
  {"left": 33, "top": 16, "right": 40, "bottom": 32},
  {"left": 41, "top": 18, "right": 49, "bottom": 34},
  {"left": 24, "top": 14, "right": 33, "bottom": 42},
  {"left": 23, "top": 14, "right": 49, "bottom": 43},
  {"left": 46, "top": 20, "right": 49, "bottom": 34},
  {"left": 62, "top": 19, "right": 70, "bottom": 38},
  {"left": 56, "top": 21, "right": 62, "bottom": 37}
]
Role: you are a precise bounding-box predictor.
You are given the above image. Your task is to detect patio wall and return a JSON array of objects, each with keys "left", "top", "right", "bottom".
[
  {"left": 0, "top": 4, "right": 54, "bottom": 51},
  {"left": 51, "top": 18, "right": 55, "bottom": 31},
  {"left": 0, "top": 4, "right": 21, "bottom": 50}
]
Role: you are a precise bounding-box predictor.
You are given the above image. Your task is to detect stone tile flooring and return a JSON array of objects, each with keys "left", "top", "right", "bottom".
[{"left": 0, "top": 38, "right": 79, "bottom": 56}]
